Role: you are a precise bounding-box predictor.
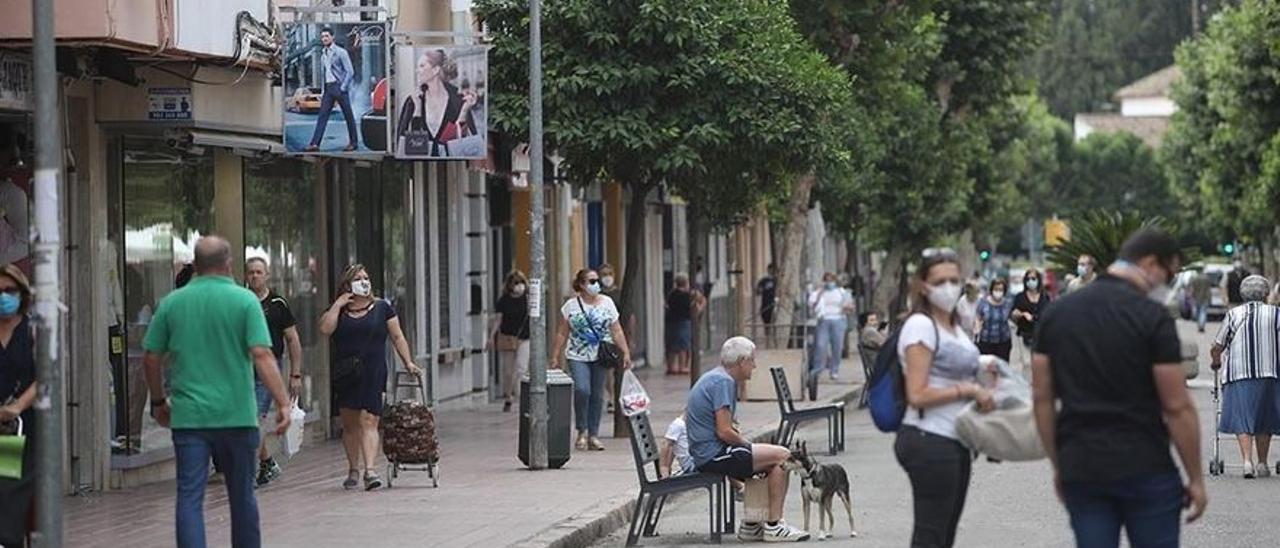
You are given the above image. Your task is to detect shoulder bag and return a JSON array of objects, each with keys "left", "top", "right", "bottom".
[
  {"left": 577, "top": 297, "right": 623, "bottom": 369},
  {"left": 333, "top": 301, "right": 381, "bottom": 386}
]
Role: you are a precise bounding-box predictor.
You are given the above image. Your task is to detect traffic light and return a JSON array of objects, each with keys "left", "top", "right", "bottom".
[
  {"left": 979, "top": 250, "right": 991, "bottom": 262},
  {"left": 1222, "top": 242, "right": 1236, "bottom": 255}
]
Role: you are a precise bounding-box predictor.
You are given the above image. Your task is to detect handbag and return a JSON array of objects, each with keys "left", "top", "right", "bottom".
[
  {"left": 954, "top": 358, "right": 1045, "bottom": 461},
  {"left": 0, "top": 417, "right": 25, "bottom": 480},
  {"left": 577, "top": 297, "right": 623, "bottom": 369},
  {"left": 496, "top": 333, "right": 522, "bottom": 352}
]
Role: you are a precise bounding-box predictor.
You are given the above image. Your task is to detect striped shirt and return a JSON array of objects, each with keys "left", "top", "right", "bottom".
[{"left": 1214, "top": 302, "right": 1280, "bottom": 383}]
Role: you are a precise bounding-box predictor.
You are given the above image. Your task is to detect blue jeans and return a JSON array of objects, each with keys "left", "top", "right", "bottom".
[
  {"left": 173, "top": 428, "right": 262, "bottom": 548},
  {"left": 812, "top": 317, "right": 848, "bottom": 377},
  {"left": 1194, "top": 303, "right": 1209, "bottom": 330},
  {"left": 1062, "top": 472, "right": 1183, "bottom": 548},
  {"left": 569, "top": 360, "right": 608, "bottom": 436}
]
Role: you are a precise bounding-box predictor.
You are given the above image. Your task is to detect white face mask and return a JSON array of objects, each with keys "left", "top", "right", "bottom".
[
  {"left": 601, "top": 276, "right": 615, "bottom": 288},
  {"left": 350, "top": 279, "right": 372, "bottom": 297},
  {"left": 992, "top": 290, "right": 1006, "bottom": 300},
  {"left": 927, "top": 282, "right": 963, "bottom": 313},
  {"left": 512, "top": 283, "right": 526, "bottom": 296},
  {"left": 1077, "top": 265, "right": 1091, "bottom": 278},
  {"left": 1026, "top": 279, "right": 1040, "bottom": 291}
]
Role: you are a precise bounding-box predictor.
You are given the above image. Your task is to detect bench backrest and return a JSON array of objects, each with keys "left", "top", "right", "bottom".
[{"left": 770, "top": 366, "right": 796, "bottom": 414}]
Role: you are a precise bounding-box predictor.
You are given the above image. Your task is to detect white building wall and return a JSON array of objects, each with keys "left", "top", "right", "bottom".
[{"left": 1120, "top": 97, "right": 1177, "bottom": 117}]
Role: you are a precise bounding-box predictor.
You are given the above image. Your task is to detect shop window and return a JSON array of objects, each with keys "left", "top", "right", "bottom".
[
  {"left": 112, "top": 137, "right": 214, "bottom": 458},
  {"left": 243, "top": 158, "right": 325, "bottom": 412}
]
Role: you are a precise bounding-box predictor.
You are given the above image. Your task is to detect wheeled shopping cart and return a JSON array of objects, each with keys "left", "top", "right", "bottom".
[{"left": 383, "top": 371, "right": 440, "bottom": 488}]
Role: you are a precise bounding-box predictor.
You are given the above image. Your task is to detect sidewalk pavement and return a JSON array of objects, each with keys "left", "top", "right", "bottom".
[{"left": 64, "top": 350, "right": 865, "bottom": 548}]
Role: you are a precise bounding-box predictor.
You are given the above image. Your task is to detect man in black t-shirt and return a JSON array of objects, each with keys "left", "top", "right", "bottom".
[
  {"left": 246, "top": 258, "right": 303, "bottom": 487},
  {"left": 1032, "top": 228, "right": 1206, "bottom": 547}
]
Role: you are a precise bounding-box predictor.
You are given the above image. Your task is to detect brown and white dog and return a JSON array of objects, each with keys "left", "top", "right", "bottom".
[{"left": 784, "top": 441, "right": 857, "bottom": 540}]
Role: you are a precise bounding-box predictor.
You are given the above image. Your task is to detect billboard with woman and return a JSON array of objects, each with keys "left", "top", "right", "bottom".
[{"left": 392, "top": 45, "right": 488, "bottom": 160}]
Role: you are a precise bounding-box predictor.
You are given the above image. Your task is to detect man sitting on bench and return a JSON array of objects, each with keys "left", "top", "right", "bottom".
[{"left": 687, "top": 336, "right": 810, "bottom": 542}]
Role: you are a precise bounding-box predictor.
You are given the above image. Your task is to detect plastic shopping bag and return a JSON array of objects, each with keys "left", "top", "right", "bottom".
[
  {"left": 0, "top": 417, "right": 25, "bottom": 479},
  {"left": 283, "top": 399, "right": 306, "bottom": 458},
  {"left": 618, "top": 370, "right": 651, "bottom": 417}
]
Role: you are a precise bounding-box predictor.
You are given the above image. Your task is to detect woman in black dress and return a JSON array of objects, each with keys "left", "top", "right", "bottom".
[
  {"left": 1011, "top": 268, "right": 1051, "bottom": 373},
  {"left": 320, "top": 264, "right": 422, "bottom": 491},
  {"left": 0, "top": 265, "right": 36, "bottom": 546}
]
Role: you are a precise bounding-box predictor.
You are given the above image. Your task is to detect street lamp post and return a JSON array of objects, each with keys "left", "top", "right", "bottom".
[
  {"left": 525, "top": 0, "right": 549, "bottom": 470},
  {"left": 31, "top": 0, "right": 65, "bottom": 544}
]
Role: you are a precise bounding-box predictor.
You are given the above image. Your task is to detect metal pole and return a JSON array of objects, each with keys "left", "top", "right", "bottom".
[
  {"left": 32, "top": 0, "right": 65, "bottom": 544},
  {"left": 525, "top": 0, "right": 549, "bottom": 470}
]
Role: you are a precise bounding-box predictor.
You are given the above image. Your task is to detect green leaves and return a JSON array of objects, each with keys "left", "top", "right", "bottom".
[
  {"left": 1164, "top": 0, "right": 1280, "bottom": 240},
  {"left": 475, "top": 0, "right": 855, "bottom": 229}
]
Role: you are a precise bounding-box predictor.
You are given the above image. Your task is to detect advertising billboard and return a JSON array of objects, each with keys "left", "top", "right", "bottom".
[
  {"left": 392, "top": 45, "right": 489, "bottom": 160},
  {"left": 282, "top": 22, "right": 390, "bottom": 155}
]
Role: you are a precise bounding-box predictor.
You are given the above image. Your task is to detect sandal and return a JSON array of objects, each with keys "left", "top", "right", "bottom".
[
  {"left": 342, "top": 469, "right": 359, "bottom": 490},
  {"left": 588, "top": 437, "right": 606, "bottom": 451},
  {"left": 364, "top": 470, "right": 384, "bottom": 491},
  {"left": 575, "top": 432, "right": 589, "bottom": 451}
]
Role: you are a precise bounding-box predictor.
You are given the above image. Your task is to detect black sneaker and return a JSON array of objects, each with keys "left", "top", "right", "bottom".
[{"left": 256, "top": 458, "right": 282, "bottom": 487}]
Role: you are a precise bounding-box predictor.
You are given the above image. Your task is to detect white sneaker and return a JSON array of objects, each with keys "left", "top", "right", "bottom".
[
  {"left": 762, "top": 521, "right": 811, "bottom": 543},
  {"left": 738, "top": 522, "right": 764, "bottom": 542},
  {"left": 1257, "top": 462, "right": 1272, "bottom": 478},
  {"left": 1244, "top": 461, "right": 1256, "bottom": 479}
]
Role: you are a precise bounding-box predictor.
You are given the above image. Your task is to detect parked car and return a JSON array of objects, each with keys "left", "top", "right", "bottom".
[{"left": 286, "top": 87, "right": 324, "bottom": 113}]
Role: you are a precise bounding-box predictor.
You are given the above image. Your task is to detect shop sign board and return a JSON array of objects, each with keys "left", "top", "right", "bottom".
[
  {"left": 392, "top": 45, "right": 489, "bottom": 160},
  {"left": 0, "top": 53, "right": 33, "bottom": 112},
  {"left": 148, "top": 87, "right": 194, "bottom": 121}
]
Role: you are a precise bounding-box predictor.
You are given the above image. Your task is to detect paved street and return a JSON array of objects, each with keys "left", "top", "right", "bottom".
[
  {"left": 63, "top": 350, "right": 860, "bottom": 548},
  {"left": 593, "top": 319, "right": 1280, "bottom": 548}
]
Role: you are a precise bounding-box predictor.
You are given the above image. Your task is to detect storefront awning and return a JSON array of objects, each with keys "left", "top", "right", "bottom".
[{"left": 188, "top": 129, "right": 284, "bottom": 154}]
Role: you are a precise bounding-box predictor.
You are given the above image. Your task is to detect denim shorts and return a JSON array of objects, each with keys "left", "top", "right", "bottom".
[{"left": 254, "top": 381, "right": 272, "bottom": 417}]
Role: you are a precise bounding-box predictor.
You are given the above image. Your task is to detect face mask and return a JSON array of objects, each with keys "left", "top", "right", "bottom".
[
  {"left": 601, "top": 276, "right": 615, "bottom": 289},
  {"left": 586, "top": 281, "right": 602, "bottom": 295},
  {"left": 927, "top": 282, "right": 962, "bottom": 313},
  {"left": 1026, "top": 279, "right": 1040, "bottom": 291},
  {"left": 0, "top": 292, "right": 20, "bottom": 317},
  {"left": 992, "top": 290, "right": 1006, "bottom": 300},
  {"left": 350, "top": 280, "right": 372, "bottom": 297},
  {"left": 512, "top": 283, "right": 526, "bottom": 297},
  {"left": 1077, "top": 265, "right": 1090, "bottom": 278},
  {"left": 824, "top": 281, "right": 837, "bottom": 290}
]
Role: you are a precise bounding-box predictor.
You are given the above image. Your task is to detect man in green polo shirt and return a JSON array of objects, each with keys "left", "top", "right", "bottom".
[{"left": 143, "top": 235, "right": 291, "bottom": 548}]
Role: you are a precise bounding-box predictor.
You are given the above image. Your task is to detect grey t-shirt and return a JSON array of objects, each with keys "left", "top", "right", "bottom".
[{"left": 686, "top": 367, "right": 737, "bottom": 467}]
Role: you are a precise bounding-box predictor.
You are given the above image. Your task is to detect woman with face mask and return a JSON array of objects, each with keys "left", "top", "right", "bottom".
[
  {"left": 320, "top": 264, "right": 423, "bottom": 491},
  {"left": 1011, "top": 268, "right": 1052, "bottom": 373},
  {"left": 974, "top": 278, "right": 1014, "bottom": 361},
  {"left": 0, "top": 265, "right": 36, "bottom": 546},
  {"left": 551, "top": 269, "right": 631, "bottom": 451},
  {"left": 895, "top": 248, "right": 995, "bottom": 548},
  {"left": 490, "top": 270, "right": 531, "bottom": 412},
  {"left": 809, "top": 272, "right": 855, "bottom": 381}
]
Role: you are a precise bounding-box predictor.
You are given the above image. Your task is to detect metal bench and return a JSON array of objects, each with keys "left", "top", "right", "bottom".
[
  {"left": 857, "top": 345, "right": 880, "bottom": 409},
  {"left": 770, "top": 366, "right": 846, "bottom": 454},
  {"left": 625, "top": 412, "right": 734, "bottom": 546}
]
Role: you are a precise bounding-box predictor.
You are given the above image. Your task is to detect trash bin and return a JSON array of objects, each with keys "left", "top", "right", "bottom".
[{"left": 519, "top": 369, "right": 573, "bottom": 469}]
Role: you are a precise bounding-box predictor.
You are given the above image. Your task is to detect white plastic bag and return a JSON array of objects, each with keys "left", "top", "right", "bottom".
[
  {"left": 957, "top": 356, "right": 1044, "bottom": 461},
  {"left": 283, "top": 399, "right": 306, "bottom": 457},
  {"left": 618, "top": 370, "right": 651, "bottom": 417}
]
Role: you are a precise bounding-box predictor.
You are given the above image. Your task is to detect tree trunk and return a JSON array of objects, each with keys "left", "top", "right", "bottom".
[
  {"left": 1261, "top": 227, "right": 1279, "bottom": 284},
  {"left": 871, "top": 246, "right": 908, "bottom": 324},
  {"left": 615, "top": 182, "right": 652, "bottom": 438},
  {"left": 688, "top": 202, "right": 704, "bottom": 386},
  {"left": 956, "top": 228, "right": 979, "bottom": 281},
  {"left": 774, "top": 173, "right": 817, "bottom": 345}
]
